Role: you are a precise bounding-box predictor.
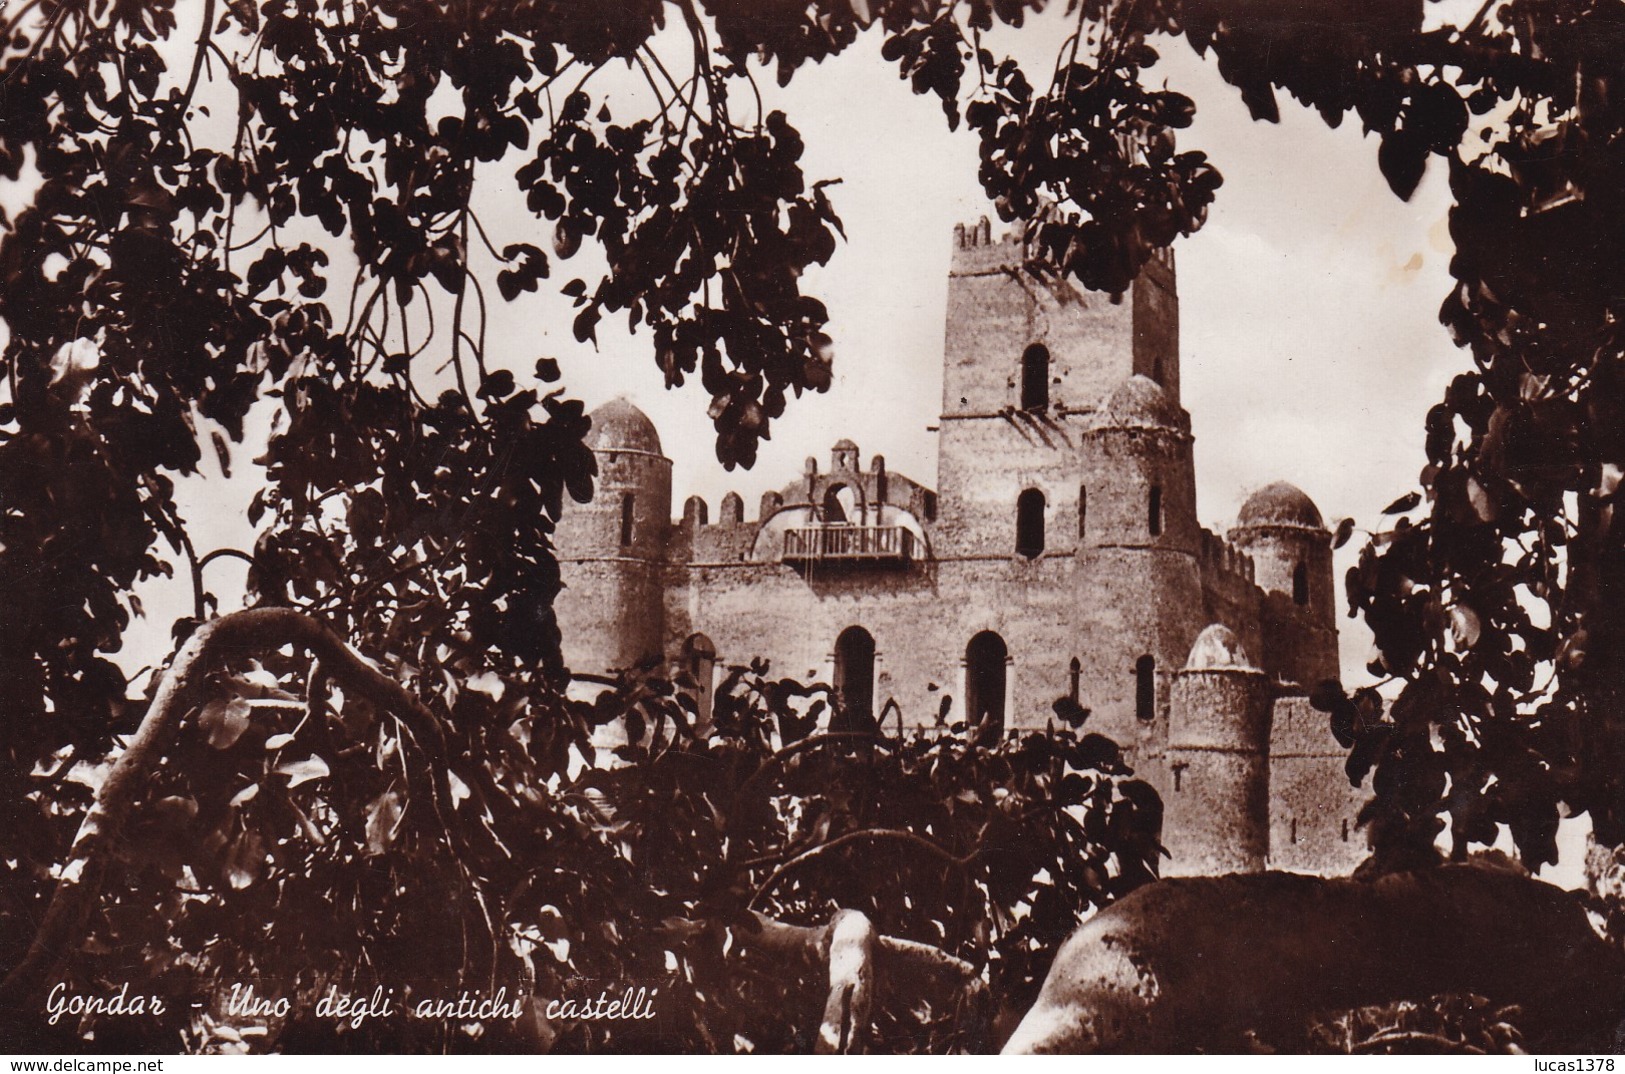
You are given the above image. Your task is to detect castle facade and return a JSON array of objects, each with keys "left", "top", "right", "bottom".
[{"left": 555, "top": 221, "right": 1365, "bottom": 877}]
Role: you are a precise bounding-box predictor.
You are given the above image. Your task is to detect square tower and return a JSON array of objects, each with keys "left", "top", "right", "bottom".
[{"left": 933, "top": 219, "right": 1179, "bottom": 558}]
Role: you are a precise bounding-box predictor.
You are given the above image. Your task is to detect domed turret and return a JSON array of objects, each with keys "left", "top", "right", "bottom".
[
  {"left": 555, "top": 398, "right": 673, "bottom": 675},
  {"left": 1184, "top": 623, "right": 1253, "bottom": 671},
  {"left": 1166, "top": 623, "right": 1272, "bottom": 876},
  {"left": 587, "top": 397, "right": 663, "bottom": 455},
  {"left": 1229, "top": 481, "right": 1337, "bottom": 688},
  {"left": 1078, "top": 375, "right": 1197, "bottom": 552},
  {"left": 1089, "top": 374, "right": 1190, "bottom": 433},
  {"left": 1237, "top": 481, "right": 1323, "bottom": 531}
]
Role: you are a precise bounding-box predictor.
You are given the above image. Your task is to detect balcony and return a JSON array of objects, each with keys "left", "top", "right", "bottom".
[{"left": 782, "top": 525, "right": 916, "bottom": 568}]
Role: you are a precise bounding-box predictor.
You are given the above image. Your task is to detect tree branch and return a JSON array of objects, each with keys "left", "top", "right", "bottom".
[
  {"left": 178, "top": 0, "right": 217, "bottom": 116},
  {"left": 730, "top": 731, "right": 892, "bottom": 825},
  {"left": 723, "top": 908, "right": 985, "bottom": 1053},
  {"left": 816, "top": 909, "right": 876, "bottom": 1054},
  {"left": 0, "top": 607, "right": 464, "bottom": 1008},
  {"left": 749, "top": 827, "right": 973, "bottom": 909}
]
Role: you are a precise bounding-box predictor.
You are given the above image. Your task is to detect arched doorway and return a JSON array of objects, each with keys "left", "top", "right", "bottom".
[
  {"left": 681, "top": 634, "right": 717, "bottom": 728},
  {"left": 965, "top": 631, "right": 1008, "bottom": 736},
  {"left": 833, "top": 626, "right": 876, "bottom": 731}
]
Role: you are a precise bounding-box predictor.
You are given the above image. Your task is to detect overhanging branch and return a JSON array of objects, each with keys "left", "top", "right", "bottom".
[{"left": 0, "top": 607, "right": 469, "bottom": 1007}]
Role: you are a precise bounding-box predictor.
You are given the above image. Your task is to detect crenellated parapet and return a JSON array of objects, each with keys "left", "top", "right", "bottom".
[
  {"left": 949, "top": 215, "right": 1018, "bottom": 276},
  {"left": 673, "top": 489, "right": 762, "bottom": 565},
  {"left": 1199, "top": 528, "right": 1256, "bottom": 585}
]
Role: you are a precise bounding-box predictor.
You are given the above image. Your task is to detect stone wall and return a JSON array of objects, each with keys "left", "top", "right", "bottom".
[{"left": 1268, "top": 696, "right": 1369, "bottom": 875}]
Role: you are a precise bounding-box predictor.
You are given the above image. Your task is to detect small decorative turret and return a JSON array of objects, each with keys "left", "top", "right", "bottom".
[
  {"left": 1229, "top": 481, "right": 1337, "bottom": 688},
  {"left": 1165, "top": 624, "right": 1273, "bottom": 876}
]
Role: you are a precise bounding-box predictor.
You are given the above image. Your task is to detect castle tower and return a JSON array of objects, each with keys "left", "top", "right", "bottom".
[
  {"left": 1228, "top": 482, "right": 1338, "bottom": 689},
  {"left": 1078, "top": 376, "right": 1198, "bottom": 554},
  {"left": 934, "top": 220, "right": 1179, "bottom": 558},
  {"left": 554, "top": 398, "right": 672, "bottom": 674},
  {"left": 1066, "top": 375, "right": 1207, "bottom": 767},
  {"left": 1165, "top": 624, "right": 1273, "bottom": 876}
]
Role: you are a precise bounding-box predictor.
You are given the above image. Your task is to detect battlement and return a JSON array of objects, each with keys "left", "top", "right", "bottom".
[
  {"left": 1199, "top": 528, "right": 1255, "bottom": 584},
  {"left": 949, "top": 215, "right": 1022, "bottom": 276}
]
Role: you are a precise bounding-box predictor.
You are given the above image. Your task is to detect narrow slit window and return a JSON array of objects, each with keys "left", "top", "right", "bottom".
[
  {"left": 1148, "top": 486, "right": 1163, "bottom": 537},
  {"left": 1077, "top": 485, "right": 1087, "bottom": 539},
  {"left": 619, "top": 493, "right": 635, "bottom": 547},
  {"left": 1135, "top": 655, "right": 1155, "bottom": 722},
  {"left": 1016, "top": 488, "right": 1045, "bottom": 559},
  {"left": 1068, "top": 657, "right": 1081, "bottom": 702},
  {"left": 1293, "top": 562, "right": 1309, "bottom": 606},
  {"left": 1020, "top": 343, "right": 1050, "bottom": 410}
]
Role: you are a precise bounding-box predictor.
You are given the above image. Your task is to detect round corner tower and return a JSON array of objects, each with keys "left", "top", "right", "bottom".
[
  {"left": 1227, "top": 482, "right": 1338, "bottom": 689},
  {"left": 554, "top": 398, "right": 672, "bottom": 674},
  {"left": 1165, "top": 624, "right": 1273, "bottom": 876},
  {"left": 1071, "top": 376, "right": 1206, "bottom": 759},
  {"left": 1078, "top": 376, "right": 1198, "bottom": 555}
]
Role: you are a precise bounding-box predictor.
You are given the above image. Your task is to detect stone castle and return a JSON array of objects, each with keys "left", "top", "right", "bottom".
[{"left": 555, "top": 219, "right": 1366, "bottom": 877}]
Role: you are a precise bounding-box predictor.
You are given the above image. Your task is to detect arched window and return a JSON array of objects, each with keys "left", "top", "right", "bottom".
[
  {"left": 1077, "top": 485, "right": 1087, "bottom": 539},
  {"left": 833, "top": 626, "right": 877, "bottom": 730},
  {"left": 1021, "top": 343, "right": 1050, "bottom": 410},
  {"left": 1293, "top": 562, "right": 1309, "bottom": 606},
  {"left": 682, "top": 634, "right": 717, "bottom": 727},
  {"left": 823, "top": 483, "right": 856, "bottom": 523},
  {"left": 619, "top": 493, "right": 635, "bottom": 547},
  {"left": 1016, "top": 488, "right": 1045, "bottom": 559},
  {"left": 1135, "top": 655, "right": 1156, "bottom": 722},
  {"left": 965, "top": 631, "right": 1008, "bottom": 737},
  {"left": 1068, "top": 657, "right": 1081, "bottom": 702},
  {"left": 1148, "top": 486, "right": 1163, "bottom": 537}
]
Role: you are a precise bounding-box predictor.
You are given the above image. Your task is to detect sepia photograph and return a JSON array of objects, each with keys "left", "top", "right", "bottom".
[{"left": 2, "top": 0, "right": 1624, "bottom": 1056}]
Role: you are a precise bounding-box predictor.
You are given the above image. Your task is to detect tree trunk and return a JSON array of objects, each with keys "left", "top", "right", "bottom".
[
  {"left": 0, "top": 607, "right": 464, "bottom": 1009},
  {"left": 1003, "top": 865, "right": 1625, "bottom": 1053}
]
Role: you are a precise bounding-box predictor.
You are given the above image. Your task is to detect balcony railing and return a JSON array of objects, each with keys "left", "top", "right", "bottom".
[{"left": 782, "top": 525, "right": 915, "bottom": 567}]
